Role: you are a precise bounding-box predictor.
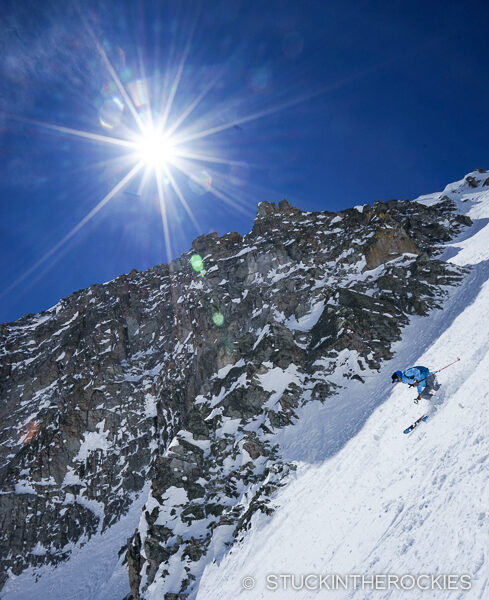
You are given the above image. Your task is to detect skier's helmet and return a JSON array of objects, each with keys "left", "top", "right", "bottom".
[{"left": 391, "top": 370, "right": 402, "bottom": 383}]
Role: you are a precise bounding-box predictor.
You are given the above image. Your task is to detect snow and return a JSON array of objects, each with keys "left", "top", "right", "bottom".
[
  {"left": 219, "top": 246, "right": 257, "bottom": 261},
  {"left": 14, "top": 482, "right": 37, "bottom": 495},
  {"left": 75, "top": 495, "right": 106, "bottom": 525},
  {"left": 2, "top": 485, "right": 150, "bottom": 600},
  {"left": 252, "top": 324, "right": 271, "bottom": 349},
  {"left": 196, "top": 183, "right": 489, "bottom": 599},
  {"left": 444, "top": 224, "right": 489, "bottom": 265},
  {"left": 52, "top": 311, "right": 79, "bottom": 336},
  {"left": 8, "top": 313, "right": 52, "bottom": 332},
  {"left": 256, "top": 364, "right": 301, "bottom": 406},
  {"left": 285, "top": 301, "right": 324, "bottom": 331},
  {"left": 74, "top": 421, "right": 110, "bottom": 461},
  {"left": 31, "top": 542, "right": 47, "bottom": 556},
  {"left": 213, "top": 359, "right": 245, "bottom": 380}
]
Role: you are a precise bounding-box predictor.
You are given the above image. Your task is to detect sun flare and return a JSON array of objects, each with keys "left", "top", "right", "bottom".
[
  {"left": 135, "top": 130, "right": 176, "bottom": 168},
  {"left": 3, "top": 17, "right": 266, "bottom": 300}
]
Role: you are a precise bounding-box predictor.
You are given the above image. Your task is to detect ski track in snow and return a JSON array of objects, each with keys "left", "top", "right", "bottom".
[{"left": 196, "top": 185, "right": 489, "bottom": 599}]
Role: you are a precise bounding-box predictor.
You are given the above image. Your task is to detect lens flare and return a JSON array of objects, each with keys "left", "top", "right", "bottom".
[
  {"left": 20, "top": 421, "right": 40, "bottom": 444},
  {"left": 190, "top": 254, "right": 204, "bottom": 272},
  {"left": 128, "top": 79, "right": 149, "bottom": 107},
  {"left": 188, "top": 169, "right": 212, "bottom": 195},
  {"left": 221, "top": 333, "right": 236, "bottom": 355},
  {"left": 212, "top": 312, "right": 224, "bottom": 326},
  {"left": 99, "top": 97, "right": 124, "bottom": 129},
  {"left": 282, "top": 32, "right": 304, "bottom": 59}
]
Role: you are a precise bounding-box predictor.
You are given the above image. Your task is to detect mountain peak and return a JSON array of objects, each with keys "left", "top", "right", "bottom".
[
  {"left": 256, "top": 199, "right": 302, "bottom": 218},
  {"left": 416, "top": 168, "right": 489, "bottom": 207},
  {"left": 0, "top": 189, "right": 476, "bottom": 599}
]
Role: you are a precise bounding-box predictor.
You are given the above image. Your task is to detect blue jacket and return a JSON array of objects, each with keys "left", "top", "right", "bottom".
[{"left": 400, "top": 366, "right": 430, "bottom": 393}]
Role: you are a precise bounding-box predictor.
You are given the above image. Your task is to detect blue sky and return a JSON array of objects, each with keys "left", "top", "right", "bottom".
[{"left": 1, "top": 0, "right": 488, "bottom": 323}]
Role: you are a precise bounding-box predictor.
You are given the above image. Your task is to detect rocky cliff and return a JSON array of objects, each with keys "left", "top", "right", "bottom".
[{"left": 0, "top": 188, "right": 473, "bottom": 598}]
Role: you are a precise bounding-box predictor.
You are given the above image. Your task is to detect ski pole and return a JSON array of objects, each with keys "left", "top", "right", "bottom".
[
  {"left": 409, "top": 357, "right": 461, "bottom": 387},
  {"left": 434, "top": 357, "right": 461, "bottom": 374}
]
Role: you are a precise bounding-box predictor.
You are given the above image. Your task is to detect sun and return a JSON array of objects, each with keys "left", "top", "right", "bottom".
[
  {"left": 135, "top": 129, "right": 176, "bottom": 168},
  {"left": 4, "top": 23, "right": 270, "bottom": 300}
]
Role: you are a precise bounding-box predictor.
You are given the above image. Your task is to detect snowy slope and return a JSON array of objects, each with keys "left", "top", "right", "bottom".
[
  {"left": 196, "top": 174, "right": 489, "bottom": 599},
  {"left": 2, "top": 173, "right": 487, "bottom": 600}
]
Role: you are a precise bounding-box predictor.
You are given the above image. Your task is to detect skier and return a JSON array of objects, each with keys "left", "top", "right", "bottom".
[{"left": 391, "top": 366, "right": 438, "bottom": 403}]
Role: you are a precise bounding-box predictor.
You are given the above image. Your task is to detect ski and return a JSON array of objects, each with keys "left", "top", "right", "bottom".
[{"left": 403, "top": 414, "right": 429, "bottom": 434}]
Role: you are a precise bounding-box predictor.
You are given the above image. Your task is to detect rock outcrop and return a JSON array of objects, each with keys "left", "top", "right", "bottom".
[{"left": 0, "top": 193, "right": 471, "bottom": 598}]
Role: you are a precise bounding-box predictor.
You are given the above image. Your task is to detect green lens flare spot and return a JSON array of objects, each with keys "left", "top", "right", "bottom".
[
  {"left": 212, "top": 312, "right": 224, "bottom": 327},
  {"left": 190, "top": 254, "right": 204, "bottom": 273}
]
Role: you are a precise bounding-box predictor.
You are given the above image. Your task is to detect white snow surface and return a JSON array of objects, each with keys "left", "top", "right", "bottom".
[
  {"left": 74, "top": 421, "right": 110, "bottom": 461},
  {"left": 195, "top": 178, "right": 489, "bottom": 599},
  {"left": 285, "top": 300, "right": 325, "bottom": 331}
]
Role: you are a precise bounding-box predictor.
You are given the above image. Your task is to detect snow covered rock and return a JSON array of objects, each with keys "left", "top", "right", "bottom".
[{"left": 0, "top": 175, "right": 476, "bottom": 599}]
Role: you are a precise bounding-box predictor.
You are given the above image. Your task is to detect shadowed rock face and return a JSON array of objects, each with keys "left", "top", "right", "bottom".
[{"left": 0, "top": 196, "right": 470, "bottom": 597}]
